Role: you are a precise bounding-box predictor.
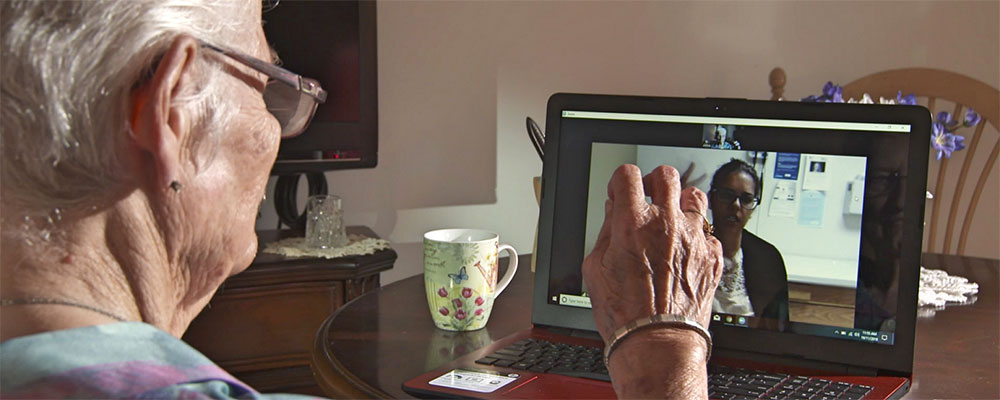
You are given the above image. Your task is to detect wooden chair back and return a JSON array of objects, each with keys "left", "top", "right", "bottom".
[{"left": 768, "top": 67, "right": 999, "bottom": 258}]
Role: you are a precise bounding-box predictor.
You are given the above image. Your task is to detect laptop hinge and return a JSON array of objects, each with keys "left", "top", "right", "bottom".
[
  {"left": 537, "top": 326, "right": 602, "bottom": 341},
  {"left": 845, "top": 365, "right": 882, "bottom": 376},
  {"left": 714, "top": 348, "right": 881, "bottom": 376}
]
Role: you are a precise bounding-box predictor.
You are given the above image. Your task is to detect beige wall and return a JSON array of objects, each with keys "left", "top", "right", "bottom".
[{"left": 258, "top": 1, "right": 1000, "bottom": 283}]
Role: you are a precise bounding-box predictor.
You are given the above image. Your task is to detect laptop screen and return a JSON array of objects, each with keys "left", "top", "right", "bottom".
[{"left": 533, "top": 94, "right": 928, "bottom": 374}]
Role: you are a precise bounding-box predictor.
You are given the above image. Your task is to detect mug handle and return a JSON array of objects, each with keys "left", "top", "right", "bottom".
[{"left": 494, "top": 244, "right": 519, "bottom": 297}]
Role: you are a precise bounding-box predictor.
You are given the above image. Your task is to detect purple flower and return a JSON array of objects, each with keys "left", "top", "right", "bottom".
[
  {"left": 964, "top": 109, "right": 981, "bottom": 127},
  {"left": 475, "top": 296, "right": 484, "bottom": 306},
  {"left": 896, "top": 91, "right": 917, "bottom": 105},
  {"left": 439, "top": 307, "right": 449, "bottom": 316},
  {"left": 931, "top": 126, "right": 965, "bottom": 160},
  {"left": 933, "top": 121, "right": 944, "bottom": 136},
  {"left": 437, "top": 287, "right": 448, "bottom": 298},
  {"left": 453, "top": 298, "right": 463, "bottom": 308},
  {"left": 822, "top": 82, "right": 844, "bottom": 103},
  {"left": 455, "top": 309, "right": 467, "bottom": 320},
  {"left": 934, "top": 111, "right": 958, "bottom": 133},
  {"left": 802, "top": 82, "right": 845, "bottom": 103},
  {"left": 461, "top": 287, "right": 472, "bottom": 298}
]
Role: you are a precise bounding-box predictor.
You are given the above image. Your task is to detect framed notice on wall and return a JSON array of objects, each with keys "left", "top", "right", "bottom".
[{"left": 774, "top": 152, "right": 801, "bottom": 180}]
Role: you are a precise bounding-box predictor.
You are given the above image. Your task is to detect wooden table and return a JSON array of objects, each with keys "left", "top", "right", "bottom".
[
  {"left": 311, "top": 254, "right": 998, "bottom": 399},
  {"left": 910, "top": 254, "right": 998, "bottom": 398}
]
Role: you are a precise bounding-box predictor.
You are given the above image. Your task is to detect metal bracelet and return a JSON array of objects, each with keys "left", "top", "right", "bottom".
[{"left": 603, "top": 313, "right": 712, "bottom": 367}]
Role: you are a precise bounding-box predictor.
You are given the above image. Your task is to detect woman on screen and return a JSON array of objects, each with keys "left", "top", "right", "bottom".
[{"left": 709, "top": 159, "right": 790, "bottom": 323}]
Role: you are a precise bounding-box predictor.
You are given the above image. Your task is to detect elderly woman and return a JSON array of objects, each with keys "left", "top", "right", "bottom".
[
  {"left": 708, "top": 159, "right": 789, "bottom": 322},
  {"left": 2, "top": 1, "right": 723, "bottom": 398},
  {"left": 1, "top": 1, "right": 324, "bottom": 397}
]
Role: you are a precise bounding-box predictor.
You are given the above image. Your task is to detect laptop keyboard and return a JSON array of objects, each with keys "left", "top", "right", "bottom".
[
  {"left": 475, "top": 338, "right": 874, "bottom": 400},
  {"left": 475, "top": 338, "right": 610, "bottom": 381},
  {"left": 709, "top": 365, "right": 873, "bottom": 400}
]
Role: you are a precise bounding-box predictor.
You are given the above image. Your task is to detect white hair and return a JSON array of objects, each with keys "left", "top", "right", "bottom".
[{"left": 1, "top": 0, "right": 250, "bottom": 226}]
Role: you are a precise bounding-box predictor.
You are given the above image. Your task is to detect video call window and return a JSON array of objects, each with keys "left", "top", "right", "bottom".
[{"left": 549, "top": 121, "right": 897, "bottom": 346}]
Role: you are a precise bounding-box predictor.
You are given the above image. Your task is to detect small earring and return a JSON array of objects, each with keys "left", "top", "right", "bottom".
[{"left": 169, "top": 181, "right": 183, "bottom": 192}]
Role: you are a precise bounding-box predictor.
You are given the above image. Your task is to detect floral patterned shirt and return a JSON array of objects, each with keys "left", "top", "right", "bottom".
[{"left": 0, "top": 322, "right": 321, "bottom": 399}]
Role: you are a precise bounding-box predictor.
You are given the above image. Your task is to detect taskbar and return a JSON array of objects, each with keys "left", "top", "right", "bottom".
[
  {"left": 553, "top": 293, "right": 592, "bottom": 309},
  {"left": 711, "top": 313, "right": 895, "bottom": 345}
]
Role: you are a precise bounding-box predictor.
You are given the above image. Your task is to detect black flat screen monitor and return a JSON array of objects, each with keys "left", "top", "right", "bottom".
[{"left": 263, "top": 0, "right": 378, "bottom": 174}]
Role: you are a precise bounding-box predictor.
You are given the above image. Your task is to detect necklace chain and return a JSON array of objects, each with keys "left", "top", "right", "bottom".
[{"left": 0, "top": 297, "right": 128, "bottom": 322}]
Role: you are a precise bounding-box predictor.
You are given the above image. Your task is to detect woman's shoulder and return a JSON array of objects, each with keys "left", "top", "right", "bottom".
[
  {"left": 740, "top": 230, "right": 784, "bottom": 261},
  {"left": 741, "top": 230, "right": 774, "bottom": 249},
  {"left": 0, "top": 322, "right": 312, "bottom": 399}
]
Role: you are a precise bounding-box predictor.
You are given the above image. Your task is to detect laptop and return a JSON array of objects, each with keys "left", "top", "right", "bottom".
[{"left": 404, "top": 93, "right": 930, "bottom": 399}]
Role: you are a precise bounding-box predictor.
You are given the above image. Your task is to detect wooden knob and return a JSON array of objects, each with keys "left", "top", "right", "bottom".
[{"left": 769, "top": 67, "right": 786, "bottom": 101}]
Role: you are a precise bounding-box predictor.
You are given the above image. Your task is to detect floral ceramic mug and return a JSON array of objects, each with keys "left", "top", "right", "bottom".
[{"left": 424, "top": 229, "right": 518, "bottom": 331}]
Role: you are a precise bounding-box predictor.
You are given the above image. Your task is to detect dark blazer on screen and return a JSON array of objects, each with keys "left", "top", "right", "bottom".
[{"left": 741, "top": 229, "right": 790, "bottom": 322}]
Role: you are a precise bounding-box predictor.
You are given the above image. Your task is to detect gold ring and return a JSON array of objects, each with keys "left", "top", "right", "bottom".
[{"left": 684, "top": 210, "right": 714, "bottom": 236}]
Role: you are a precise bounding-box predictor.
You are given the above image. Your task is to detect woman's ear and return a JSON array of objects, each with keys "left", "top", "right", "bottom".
[{"left": 129, "top": 34, "right": 200, "bottom": 192}]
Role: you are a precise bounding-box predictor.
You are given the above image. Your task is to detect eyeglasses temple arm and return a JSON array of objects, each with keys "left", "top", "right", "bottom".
[{"left": 199, "top": 41, "right": 328, "bottom": 103}]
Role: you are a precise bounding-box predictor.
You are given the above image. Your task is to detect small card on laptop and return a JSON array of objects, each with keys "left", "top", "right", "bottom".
[{"left": 404, "top": 93, "right": 930, "bottom": 399}]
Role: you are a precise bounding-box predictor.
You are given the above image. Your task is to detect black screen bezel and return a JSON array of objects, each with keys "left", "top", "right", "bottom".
[
  {"left": 532, "top": 93, "right": 929, "bottom": 375},
  {"left": 265, "top": 0, "right": 379, "bottom": 174}
]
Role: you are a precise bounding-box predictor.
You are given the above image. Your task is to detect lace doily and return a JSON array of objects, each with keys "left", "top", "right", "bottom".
[
  {"left": 262, "top": 234, "right": 391, "bottom": 259},
  {"left": 918, "top": 266, "right": 979, "bottom": 308}
]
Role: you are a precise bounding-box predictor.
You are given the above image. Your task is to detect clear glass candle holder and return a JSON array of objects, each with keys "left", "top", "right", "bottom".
[{"left": 305, "top": 194, "right": 348, "bottom": 249}]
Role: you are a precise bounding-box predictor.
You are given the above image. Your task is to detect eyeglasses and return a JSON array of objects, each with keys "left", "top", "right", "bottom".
[
  {"left": 711, "top": 188, "right": 760, "bottom": 210},
  {"left": 199, "top": 41, "right": 327, "bottom": 138}
]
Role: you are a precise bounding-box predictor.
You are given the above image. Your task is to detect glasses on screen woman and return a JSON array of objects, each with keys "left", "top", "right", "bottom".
[{"left": 710, "top": 188, "right": 761, "bottom": 210}]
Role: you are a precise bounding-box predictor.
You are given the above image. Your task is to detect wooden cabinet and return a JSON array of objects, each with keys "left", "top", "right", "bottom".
[{"left": 182, "top": 227, "right": 396, "bottom": 395}]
